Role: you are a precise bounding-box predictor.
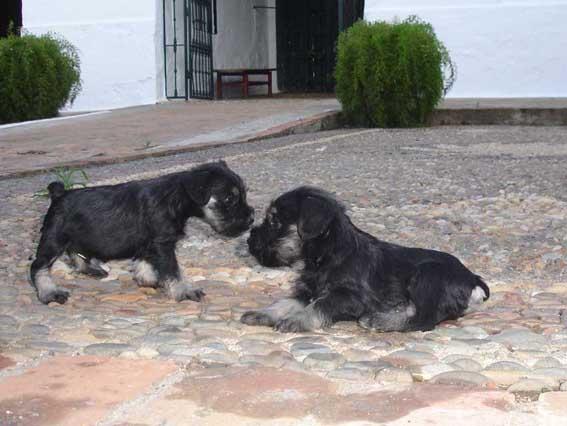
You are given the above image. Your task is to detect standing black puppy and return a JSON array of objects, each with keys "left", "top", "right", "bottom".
[
  {"left": 30, "top": 161, "right": 254, "bottom": 305},
  {"left": 242, "top": 186, "right": 489, "bottom": 333}
]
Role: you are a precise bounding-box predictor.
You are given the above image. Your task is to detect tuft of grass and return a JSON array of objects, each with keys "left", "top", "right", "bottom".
[{"left": 34, "top": 167, "right": 89, "bottom": 198}]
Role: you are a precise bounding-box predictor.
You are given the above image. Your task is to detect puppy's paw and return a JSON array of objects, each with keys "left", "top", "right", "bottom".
[
  {"left": 184, "top": 288, "right": 205, "bottom": 302},
  {"left": 274, "top": 317, "right": 310, "bottom": 333},
  {"left": 174, "top": 285, "right": 205, "bottom": 302},
  {"left": 240, "top": 311, "right": 274, "bottom": 326},
  {"left": 358, "top": 312, "right": 407, "bottom": 332},
  {"left": 165, "top": 280, "right": 203, "bottom": 302},
  {"left": 358, "top": 315, "right": 376, "bottom": 330},
  {"left": 39, "top": 289, "right": 70, "bottom": 305}
]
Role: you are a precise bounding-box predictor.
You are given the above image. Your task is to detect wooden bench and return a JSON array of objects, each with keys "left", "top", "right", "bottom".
[{"left": 215, "top": 68, "right": 276, "bottom": 99}]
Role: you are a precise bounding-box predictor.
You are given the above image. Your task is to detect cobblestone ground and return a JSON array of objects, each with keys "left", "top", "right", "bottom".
[{"left": 1, "top": 126, "right": 567, "bottom": 424}]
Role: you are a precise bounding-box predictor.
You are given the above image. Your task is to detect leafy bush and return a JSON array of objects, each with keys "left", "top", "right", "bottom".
[
  {"left": 335, "top": 16, "right": 456, "bottom": 128},
  {"left": 0, "top": 32, "right": 81, "bottom": 124}
]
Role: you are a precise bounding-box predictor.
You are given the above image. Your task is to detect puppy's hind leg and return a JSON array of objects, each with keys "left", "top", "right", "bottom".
[
  {"left": 358, "top": 303, "right": 417, "bottom": 332},
  {"left": 30, "top": 236, "right": 69, "bottom": 305},
  {"left": 402, "top": 261, "right": 473, "bottom": 332}
]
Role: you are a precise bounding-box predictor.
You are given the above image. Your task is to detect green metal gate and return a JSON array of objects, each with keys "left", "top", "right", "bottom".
[
  {"left": 162, "top": 0, "right": 214, "bottom": 100},
  {"left": 188, "top": 0, "right": 215, "bottom": 99}
]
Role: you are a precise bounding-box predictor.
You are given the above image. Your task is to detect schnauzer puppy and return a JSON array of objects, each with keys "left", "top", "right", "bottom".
[
  {"left": 242, "top": 186, "right": 489, "bottom": 333},
  {"left": 30, "top": 161, "right": 254, "bottom": 305}
]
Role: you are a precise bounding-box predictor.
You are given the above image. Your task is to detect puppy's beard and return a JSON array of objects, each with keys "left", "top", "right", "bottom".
[
  {"left": 133, "top": 260, "right": 158, "bottom": 287},
  {"left": 202, "top": 197, "right": 223, "bottom": 232},
  {"left": 275, "top": 225, "right": 302, "bottom": 265}
]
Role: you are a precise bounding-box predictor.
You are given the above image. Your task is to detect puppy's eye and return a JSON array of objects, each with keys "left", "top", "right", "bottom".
[
  {"left": 224, "top": 194, "right": 237, "bottom": 205},
  {"left": 269, "top": 215, "right": 280, "bottom": 228}
]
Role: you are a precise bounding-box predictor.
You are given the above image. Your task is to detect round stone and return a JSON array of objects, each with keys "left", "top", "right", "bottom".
[
  {"left": 448, "top": 358, "right": 483, "bottom": 372},
  {"left": 20, "top": 324, "right": 50, "bottom": 336},
  {"left": 526, "top": 368, "right": 567, "bottom": 389},
  {"left": 375, "top": 367, "right": 414, "bottom": 384},
  {"left": 342, "top": 360, "right": 391, "bottom": 374},
  {"left": 303, "top": 352, "right": 345, "bottom": 371},
  {"left": 410, "top": 363, "right": 456, "bottom": 382},
  {"left": 237, "top": 339, "right": 281, "bottom": 356},
  {"left": 327, "top": 367, "right": 374, "bottom": 381},
  {"left": 430, "top": 371, "right": 495, "bottom": 388},
  {"left": 239, "top": 350, "right": 294, "bottom": 368},
  {"left": 534, "top": 357, "right": 563, "bottom": 369},
  {"left": 485, "top": 361, "right": 528, "bottom": 371},
  {"left": 84, "top": 343, "right": 133, "bottom": 356},
  {"left": 197, "top": 351, "right": 238, "bottom": 366},
  {"left": 343, "top": 349, "right": 378, "bottom": 362},
  {"left": 188, "top": 319, "right": 227, "bottom": 329},
  {"left": 290, "top": 342, "right": 332, "bottom": 360},
  {"left": 381, "top": 350, "right": 438, "bottom": 367},
  {"left": 24, "top": 340, "right": 72, "bottom": 353},
  {"left": 508, "top": 378, "right": 553, "bottom": 395},
  {"left": 490, "top": 329, "right": 547, "bottom": 350},
  {"left": 137, "top": 347, "right": 159, "bottom": 359},
  {"left": 0, "top": 315, "right": 18, "bottom": 330}
]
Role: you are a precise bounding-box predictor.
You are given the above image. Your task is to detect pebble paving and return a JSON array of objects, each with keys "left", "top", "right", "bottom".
[{"left": 1, "top": 126, "right": 567, "bottom": 403}]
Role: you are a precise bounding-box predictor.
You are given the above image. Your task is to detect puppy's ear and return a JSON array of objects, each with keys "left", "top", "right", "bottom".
[
  {"left": 184, "top": 171, "right": 212, "bottom": 206},
  {"left": 298, "top": 197, "right": 334, "bottom": 240},
  {"left": 218, "top": 160, "right": 228, "bottom": 168}
]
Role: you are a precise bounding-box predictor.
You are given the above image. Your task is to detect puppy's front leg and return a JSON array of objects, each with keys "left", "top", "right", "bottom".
[
  {"left": 241, "top": 293, "right": 325, "bottom": 332},
  {"left": 148, "top": 243, "right": 205, "bottom": 302},
  {"left": 273, "top": 302, "right": 326, "bottom": 332},
  {"left": 274, "top": 287, "right": 366, "bottom": 333},
  {"left": 240, "top": 298, "right": 307, "bottom": 327}
]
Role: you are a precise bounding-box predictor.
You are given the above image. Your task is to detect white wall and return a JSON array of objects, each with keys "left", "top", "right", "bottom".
[
  {"left": 213, "top": 0, "right": 278, "bottom": 96},
  {"left": 24, "top": 0, "right": 159, "bottom": 111},
  {"left": 365, "top": 0, "right": 567, "bottom": 97},
  {"left": 213, "top": 0, "right": 271, "bottom": 70}
]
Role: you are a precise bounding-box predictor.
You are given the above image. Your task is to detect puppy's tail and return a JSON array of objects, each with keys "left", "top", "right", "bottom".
[
  {"left": 475, "top": 275, "right": 490, "bottom": 301},
  {"left": 47, "top": 181, "right": 66, "bottom": 201}
]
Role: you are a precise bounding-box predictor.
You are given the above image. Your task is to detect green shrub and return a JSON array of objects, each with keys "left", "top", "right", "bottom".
[
  {"left": 0, "top": 32, "right": 81, "bottom": 124},
  {"left": 335, "top": 16, "right": 455, "bottom": 128}
]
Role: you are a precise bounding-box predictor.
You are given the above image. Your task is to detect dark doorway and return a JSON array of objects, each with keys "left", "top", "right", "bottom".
[
  {"left": 276, "top": 0, "right": 364, "bottom": 93},
  {"left": 188, "top": 0, "right": 214, "bottom": 99},
  {"left": 0, "top": 0, "right": 23, "bottom": 38}
]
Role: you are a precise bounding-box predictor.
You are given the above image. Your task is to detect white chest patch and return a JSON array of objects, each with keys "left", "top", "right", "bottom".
[{"left": 202, "top": 196, "right": 222, "bottom": 230}]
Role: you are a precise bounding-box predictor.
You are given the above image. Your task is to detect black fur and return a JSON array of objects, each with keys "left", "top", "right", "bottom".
[
  {"left": 30, "top": 161, "right": 254, "bottom": 305},
  {"left": 243, "top": 186, "right": 489, "bottom": 333}
]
